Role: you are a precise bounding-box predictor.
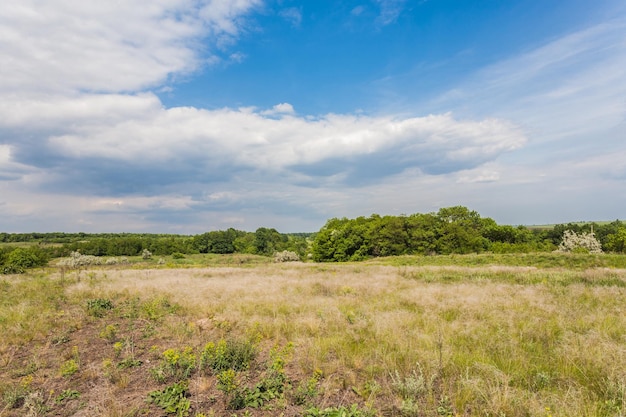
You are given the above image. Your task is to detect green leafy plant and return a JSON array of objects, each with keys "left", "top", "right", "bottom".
[
  {"left": 148, "top": 381, "right": 191, "bottom": 417},
  {"left": 86, "top": 298, "right": 114, "bottom": 317},
  {"left": 55, "top": 389, "right": 80, "bottom": 403}
]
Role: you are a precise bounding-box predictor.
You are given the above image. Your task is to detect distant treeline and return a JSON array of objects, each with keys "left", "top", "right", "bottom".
[
  {"left": 0, "top": 228, "right": 311, "bottom": 259},
  {"left": 1, "top": 206, "right": 625, "bottom": 272},
  {"left": 310, "top": 206, "right": 626, "bottom": 261}
]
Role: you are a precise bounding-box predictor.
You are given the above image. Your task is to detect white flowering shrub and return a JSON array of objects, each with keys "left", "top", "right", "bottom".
[
  {"left": 557, "top": 230, "right": 603, "bottom": 254},
  {"left": 58, "top": 251, "right": 130, "bottom": 268},
  {"left": 142, "top": 249, "right": 152, "bottom": 260},
  {"left": 58, "top": 251, "right": 103, "bottom": 267},
  {"left": 274, "top": 250, "right": 300, "bottom": 262}
]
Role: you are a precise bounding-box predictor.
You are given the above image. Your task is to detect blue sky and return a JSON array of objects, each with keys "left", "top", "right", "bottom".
[{"left": 0, "top": 0, "right": 625, "bottom": 233}]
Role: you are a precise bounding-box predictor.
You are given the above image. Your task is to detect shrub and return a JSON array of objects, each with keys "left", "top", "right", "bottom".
[
  {"left": 142, "top": 249, "right": 152, "bottom": 260},
  {"left": 274, "top": 250, "right": 300, "bottom": 262},
  {"left": 1, "top": 247, "right": 49, "bottom": 274},
  {"left": 557, "top": 230, "right": 603, "bottom": 254},
  {"left": 58, "top": 251, "right": 103, "bottom": 268},
  {"left": 86, "top": 298, "right": 114, "bottom": 317}
]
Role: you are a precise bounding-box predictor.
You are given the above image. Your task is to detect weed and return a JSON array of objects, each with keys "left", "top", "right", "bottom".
[
  {"left": 200, "top": 338, "right": 256, "bottom": 373},
  {"left": 55, "top": 389, "right": 80, "bottom": 403},
  {"left": 99, "top": 323, "right": 119, "bottom": 342},
  {"left": 294, "top": 370, "right": 323, "bottom": 405},
  {"left": 151, "top": 347, "right": 197, "bottom": 383},
  {"left": 436, "top": 396, "right": 454, "bottom": 417},
  {"left": 390, "top": 365, "right": 429, "bottom": 399},
  {"left": 148, "top": 381, "right": 191, "bottom": 417},
  {"left": 23, "top": 391, "right": 49, "bottom": 416},
  {"left": 86, "top": 298, "right": 114, "bottom": 317},
  {"left": 60, "top": 359, "right": 79, "bottom": 377}
]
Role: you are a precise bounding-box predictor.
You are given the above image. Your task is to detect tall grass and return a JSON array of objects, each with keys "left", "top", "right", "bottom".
[{"left": 1, "top": 256, "right": 625, "bottom": 416}]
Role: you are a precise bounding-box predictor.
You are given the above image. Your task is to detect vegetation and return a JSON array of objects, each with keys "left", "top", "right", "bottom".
[
  {"left": 310, "top": 207, "right": 625, "bottom": 261},
  {"left": 1, "top": 254, "right": 625, "bottom": 416},
  {"left": 2, "top": 207, "right": 625, "bottom": 274}
]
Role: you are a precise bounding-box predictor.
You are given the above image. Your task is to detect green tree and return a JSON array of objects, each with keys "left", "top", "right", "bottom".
[
  {"left": 435, "top": 206, "right": 488, "bottom": 254},
  {"left": 254, "top": 228, "right": 286, "bottom": 256},
  {"left": 605, "top": 227, "right": 626, "bottom": 253}
]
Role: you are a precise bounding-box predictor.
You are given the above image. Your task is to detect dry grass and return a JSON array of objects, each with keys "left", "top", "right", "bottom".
[{"left": 1, "top": 260, "right": 626, "bottom": 416}]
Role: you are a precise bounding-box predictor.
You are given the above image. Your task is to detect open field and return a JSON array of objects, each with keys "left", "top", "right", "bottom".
[{"left": 1, "top": 255, "right": 625, "bottom": 416}]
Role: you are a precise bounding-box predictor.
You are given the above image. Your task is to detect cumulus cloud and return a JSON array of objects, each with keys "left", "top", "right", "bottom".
[{"left": 0, "top": 92, "right": 526, "bottom": 195}]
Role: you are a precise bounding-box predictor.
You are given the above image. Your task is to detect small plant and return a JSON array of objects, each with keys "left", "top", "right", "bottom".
[
  {"left": 86, "top": 298, "right": 114, "bottom": 317},
  {"left": 23, "top": 391, "right": 49, "bottom": 416},
  {"left": 294, "top": 370, "right": 323, "bottom": 405},
  {"left": 436, "top": 396, "right": 454, "bottom": 417},
  {"left": 172, "top": 252, "right": 186, "bottom": 259},
  {"left": 55, "top": 389, "right": 80, "bottom": 403},
  {"left": 199, "top": 338, "right": 256, "bottom": 373},
  {"left": 151, "top": 347, "right": 196, "bottom": 383},
  {"left": 148, "top": 381, "right": 191, "bottom": 417},
  {"left": 216, "top": 369, "right": 238, "bottom": 395},
  {"left": 60, "top": 359, "right": 79, "bottom": 377},
  {"left": 390, "top": 365, "right": 428, "bottom": 399},
  {"left": 142, "top": 249, "right": 153, "bottom": 260},
  {"left": 99, "top": 324, "right": 118, "bottom": 342}
]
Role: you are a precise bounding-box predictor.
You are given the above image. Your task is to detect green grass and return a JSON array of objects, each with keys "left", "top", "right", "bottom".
[{"left": 373, "top": 252, "right": 626, "bottom": 269}]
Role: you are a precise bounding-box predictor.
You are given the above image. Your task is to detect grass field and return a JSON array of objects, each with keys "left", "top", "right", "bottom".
[{"left": 1, "top": 254, "right": 625, "bottom": 416}]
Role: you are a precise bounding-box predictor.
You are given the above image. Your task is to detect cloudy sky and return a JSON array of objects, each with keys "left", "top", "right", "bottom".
[{"left": 1, "top": 0, "right": 625, "bottom": 233}]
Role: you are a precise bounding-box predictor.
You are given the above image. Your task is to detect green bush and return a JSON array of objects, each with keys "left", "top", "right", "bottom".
[
  {"left": 86, "top": 298, "right": 114, "bottom": 317},
  {"left": 1, "top": 247, "right": 49, "bottom": 274}
]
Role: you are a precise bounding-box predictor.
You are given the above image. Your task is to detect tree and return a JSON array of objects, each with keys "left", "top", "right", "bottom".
[
  {"left": 605, "top": 227, "right": 626, "bottom": 253},
  {"left": 435, "top": 206, "right": 488, "bottom": 254}
]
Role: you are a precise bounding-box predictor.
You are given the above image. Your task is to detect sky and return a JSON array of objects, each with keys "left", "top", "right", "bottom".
[{"left": 1, "top": 0, "right": 625, "bottom": 234}]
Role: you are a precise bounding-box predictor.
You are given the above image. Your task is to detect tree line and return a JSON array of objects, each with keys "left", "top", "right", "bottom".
[
  {"left": 1, "top": 206, "right": 626, "bottom": 272},
  {"left": 310, "top": 206, "right": 626, "bottom": 261}
]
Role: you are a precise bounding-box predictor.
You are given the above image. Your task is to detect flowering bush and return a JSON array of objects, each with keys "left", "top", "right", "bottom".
[
  {"left": 274, "top": 250, "right": 300, "bottom": 262},
  {"left": 58, "top": 251, "right": 103, "bottom": 267},
  {"left": 557, "top": 230, "right": 603, "bottom": 254}
]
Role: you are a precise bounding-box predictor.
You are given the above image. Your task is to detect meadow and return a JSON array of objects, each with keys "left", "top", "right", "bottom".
[{"left": 1, "top": 254, "right": 625, "bottom": 416}]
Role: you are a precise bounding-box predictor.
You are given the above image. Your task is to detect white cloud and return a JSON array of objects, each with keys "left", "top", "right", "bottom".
[
  {"left": 1, "top": 94, "right": 526, "bottom": 189},
  {"left": 0, "top": 0, "right": 260, "bottom": 95},
  {"left": 435, "top": 15, "right": 626, "bottom": 144}
]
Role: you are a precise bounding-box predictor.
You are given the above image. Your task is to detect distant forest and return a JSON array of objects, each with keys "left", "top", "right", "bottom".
[{"left": 1, "top": 206, "right": 625, "bottom": 272}]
